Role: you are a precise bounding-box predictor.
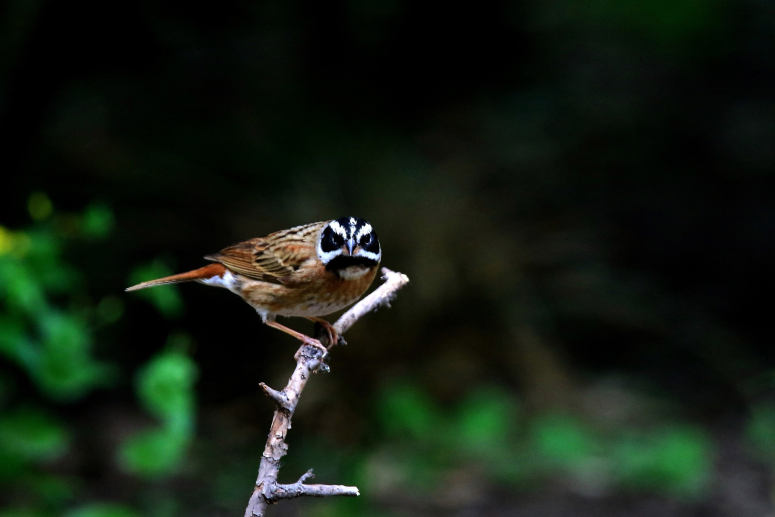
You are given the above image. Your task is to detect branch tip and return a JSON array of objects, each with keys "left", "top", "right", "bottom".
[
  {"left": 298, "top": 469, "right": 315, "bottom": 483},
  {"left": 259, "top": 382, "right": 290, "bottom": 409}
]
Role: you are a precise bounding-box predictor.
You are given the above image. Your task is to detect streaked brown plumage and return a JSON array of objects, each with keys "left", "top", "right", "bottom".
[{"left": 127, "top": 217, "right": 382, "bottom": 352}]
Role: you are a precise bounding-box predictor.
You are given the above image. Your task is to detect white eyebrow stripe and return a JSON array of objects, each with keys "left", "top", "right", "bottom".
[
  {"left": 329, "top": 220, "right": 348, "bottom": 238},
  {"left": 355, "top": 223, "right": 373, "bottom": 240}
]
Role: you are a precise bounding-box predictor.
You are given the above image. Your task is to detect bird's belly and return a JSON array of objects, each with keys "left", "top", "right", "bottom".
[
  {"left": 239, "top": 267, "right": 377, "bottom": 318},
  {"left": 274, "top": 298, "right": 355, "bottom": 317}
]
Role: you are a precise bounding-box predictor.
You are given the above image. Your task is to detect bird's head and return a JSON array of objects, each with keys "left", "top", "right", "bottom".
[{"left": 317, "top": 216, "right": 381, "bottom": 272}]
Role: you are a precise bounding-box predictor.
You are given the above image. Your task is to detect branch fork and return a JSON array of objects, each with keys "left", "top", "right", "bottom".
[{"left": 244, "top": 267, "right": 409, "bottom": 517}]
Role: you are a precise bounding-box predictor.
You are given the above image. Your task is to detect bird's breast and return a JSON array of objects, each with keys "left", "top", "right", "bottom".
[{"left": 238, "top": 264, "right": 378, "bottom": 317}]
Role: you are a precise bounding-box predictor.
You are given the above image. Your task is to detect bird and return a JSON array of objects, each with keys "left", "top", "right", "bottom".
[{"left": 126, "top": 217, "right": 382, "bottom": 355}]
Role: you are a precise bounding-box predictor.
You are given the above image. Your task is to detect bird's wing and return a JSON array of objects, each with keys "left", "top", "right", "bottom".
[{"left": 204, "top": 221, "right": 326, "bottom": 284}]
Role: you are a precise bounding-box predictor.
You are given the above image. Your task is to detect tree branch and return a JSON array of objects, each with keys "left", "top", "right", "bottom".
[
  {"left": 271, "top": 469, "right": 360, "bottom": 499},
  {"left": 244, "top": 267, "right": 409, "bottom": 517}
]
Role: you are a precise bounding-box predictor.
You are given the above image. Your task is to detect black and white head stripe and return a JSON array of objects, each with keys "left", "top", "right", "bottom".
[{"left": 317, "top": 216, "right": 381, "bottom": 267}]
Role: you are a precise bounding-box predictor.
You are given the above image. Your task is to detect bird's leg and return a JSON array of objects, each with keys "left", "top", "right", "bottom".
[
  {"left": 265, "top": 320, "right": 328, "bottom": 358},
  {"left": 305, "top": 317, "right": 346, "bottom": 349}
]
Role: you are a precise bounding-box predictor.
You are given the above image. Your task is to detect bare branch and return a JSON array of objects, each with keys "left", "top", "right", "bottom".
[
  {"left": 270, "top": 469, "right": 360, "bottom": 499},
  {"left": 272, "top": 482, "right": 360, "bottom": 499},
  {"left": 244, "top": 267, "right": 409, "bottom": 517},
  {"left": 296, "top": 469, "right": 316, "bottom": 484},
  {"left": 259, "top": 382, "right": 290, "bottom": 411}
]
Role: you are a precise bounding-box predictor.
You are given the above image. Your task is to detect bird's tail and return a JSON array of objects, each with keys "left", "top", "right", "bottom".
[{"left": 125, "top": 263, "right": 227, "bottom": 291}]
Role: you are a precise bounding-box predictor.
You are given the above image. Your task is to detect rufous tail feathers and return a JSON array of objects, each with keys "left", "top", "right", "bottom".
[{"left": 125, "top": 263, "right": 227, "bottom": 291}]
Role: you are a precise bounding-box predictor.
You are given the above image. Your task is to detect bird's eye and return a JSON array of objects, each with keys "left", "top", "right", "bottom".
[
  {"left": 359, "top": 232, "right": 373, "bottom": 247},
  {"left": 321, "top": 228, "right": 343, "bottom": 252}
]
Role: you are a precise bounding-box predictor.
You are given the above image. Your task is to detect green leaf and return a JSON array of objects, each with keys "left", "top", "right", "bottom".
[
  {"left": 529, "top": 413, "right": 597, "bottom": 468},
  {"left": 0, "top": 311, "right": 111, "bottom": 400},
  {"left": 35, "top": 312, "right": 111, "bottom": 399},
  {"left": 23, "top": 471, "right": 76, "bottom": 506},
  {"left": 118, "top": 427, "right": 188, "bottom": 478},
  {"left": 0, "top": 225, "right": 17, "bottom": 256},
  {"left": 119, "top": 346, "right": 197, "bottom": 479},
  {"left": 454, "top": 387, "right": 517, "bottom": 455},
  {"left": 377, "top": 383, "right": 442, "bottom": 440},
  {"left": 26, "top": 231, "right": 77, "bottom": 293},
  {"left": 0, "top": 260, "right": 46, "bottom": 313},
  {"left": 0, "top": 315, "right": 35, "bottom": 368},
  {"left": 612, "top": 425, "right": 712, "bottom": 497},
  {"left": 0, "top": 408, "right": 69, "bottom": 462},
  {"left": 135, "top": 347, "right": 197, "bottom": 430},
  {"left": 80, "top": 204, "right": 115, "bottom": 238}
]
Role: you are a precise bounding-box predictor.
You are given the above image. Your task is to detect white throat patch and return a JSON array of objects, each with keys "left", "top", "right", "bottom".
[{"left": 337, "top": 265, "right": 371, "bottom": 280}]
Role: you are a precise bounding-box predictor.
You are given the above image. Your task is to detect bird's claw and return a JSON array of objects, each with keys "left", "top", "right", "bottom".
[{"left": 294, "top": 336, "right": 328, "bottom": 361}]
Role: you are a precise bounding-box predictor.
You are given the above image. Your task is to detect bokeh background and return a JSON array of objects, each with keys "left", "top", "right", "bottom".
[{"left": 2, "top": 1, "right": 774, "bottom": 516}]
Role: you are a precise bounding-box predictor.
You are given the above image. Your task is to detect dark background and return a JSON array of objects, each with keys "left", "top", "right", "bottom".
[{"left": 1, "top": 1, "right": 774, "bottom": 516}]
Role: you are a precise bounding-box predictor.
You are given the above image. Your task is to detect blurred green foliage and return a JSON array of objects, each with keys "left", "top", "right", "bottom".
[
  {"left": 0, "top": 195, "right": 112, "bottom": 400},
  {"left": 746, "top": 402, "right": 775, "bottom": 465},
  {"left": 118, "top": 337, "right": 197, "bottom": 477},
  {"left": 529, "top": 413, "right": 597, "bottom": 469},
  {"left": 363, "top": 383, "right": 713, "bottom": 504},
  {"left": 313, "top": 382, "right": 717, "bottom": 517},
  {"left": 612, "top": 426, "right": 711, "bottom": 497},
  {"left": 0, "top": 408, "right": 69, "bottom": 467},
  {"left": 0, "top": 196, "right": 196, "bottom": 515}
]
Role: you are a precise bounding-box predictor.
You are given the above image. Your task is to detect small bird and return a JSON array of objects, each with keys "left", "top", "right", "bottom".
[{"left": 126, "top": 217, "right": 382, "bottom": 354}]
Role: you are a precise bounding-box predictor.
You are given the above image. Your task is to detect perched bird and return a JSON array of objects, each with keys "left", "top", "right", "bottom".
[{"left": 126, "top": 217, "right": 382, "bottom": 353}]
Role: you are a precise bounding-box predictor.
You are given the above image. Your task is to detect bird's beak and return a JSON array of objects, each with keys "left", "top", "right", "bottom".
[{"left": 346, "top": 238, "right": 356, "bottom": 256}]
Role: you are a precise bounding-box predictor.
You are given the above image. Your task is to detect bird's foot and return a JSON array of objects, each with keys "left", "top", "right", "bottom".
[
  {"left": 293, "top": 335, "right": 328, "bottom": 361},
  {"left": 308, "top": 318, "right": 346, "bottom": 349},
  {"left": 265, "top": 319, "right": 329, "bottom": 361}
]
